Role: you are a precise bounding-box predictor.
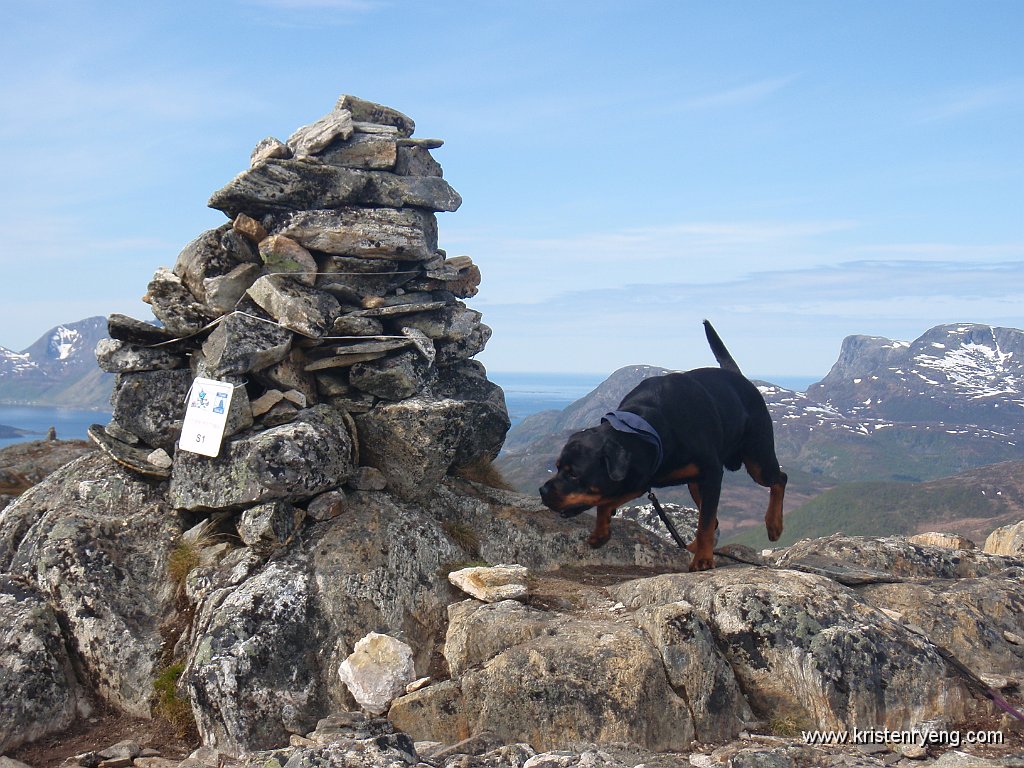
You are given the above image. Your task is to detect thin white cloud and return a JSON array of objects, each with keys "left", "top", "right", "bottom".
[
  {"left": 917, "top": 81, "right": 1023, "bottom": 122},
  {"left": 680, "top": 76, "right": 797, "bottom": 111}
]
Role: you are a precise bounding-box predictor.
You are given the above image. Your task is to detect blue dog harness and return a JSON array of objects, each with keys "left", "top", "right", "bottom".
[
  {"left": 601, "top": 410, "right": 664, "bottom": 470},
  {"left": 601, "top": 410, "right": 691, "bottom": 549}
]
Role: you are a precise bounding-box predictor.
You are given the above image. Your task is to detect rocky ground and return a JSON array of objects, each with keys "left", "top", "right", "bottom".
[{"left": 0, "top": 438, "right": 93, "bottom": 501}]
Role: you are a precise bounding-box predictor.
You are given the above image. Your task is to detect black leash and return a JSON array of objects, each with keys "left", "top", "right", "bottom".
[
  {"left": 930, "top": 642, "right": 1024, "bottom": 724},
  {"left": 647, "top": 490, "right": 688, "bottom": 549}
]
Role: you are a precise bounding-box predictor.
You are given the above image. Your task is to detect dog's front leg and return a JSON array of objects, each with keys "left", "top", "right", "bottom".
[
  {"left": 688, "top": 469, "right": 722, "bottom": 571},
  {"left": 587, "top": 503, "right": 617, "bottom": 548}
]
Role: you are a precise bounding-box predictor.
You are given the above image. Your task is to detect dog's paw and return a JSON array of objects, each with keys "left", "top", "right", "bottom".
[
  {"left": 688, "top": 552, "right": 716, "bottom": 571},
  {"left": 765, "top": 517, "right": 784, "bottom": 542},
  {"left": 587, "top": 532, "right": 611, "bottom": 548}
]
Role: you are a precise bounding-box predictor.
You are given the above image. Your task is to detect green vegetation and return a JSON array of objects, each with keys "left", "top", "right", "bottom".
[
  {"left": 167, "top": 541, "right": 202, "bottom": 594},
  {"left": 727, "top": 478, "right": 1010, "bottom": 549},
  {"left": 153, "top": 663, "right": 194, "bottom": 735}
]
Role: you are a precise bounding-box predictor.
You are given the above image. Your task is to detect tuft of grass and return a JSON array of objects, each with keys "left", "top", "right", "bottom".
[
  {"left": 153, "top": 663, "right": 195, "bottom": 736},
  {"left": 442, "top": 521, "right": 481, "bottom": 557},
  {"left": 453, "top": 457, "right": 515, "bottom": 491},
  {"left": 167, "top": 518, "right": 235, "bottom": 596},
  {"left": 167, "top": 542, "right": 202, "bottom": 594},
  {"left": 767, "top": 715, "right": 810, "bottom": 738}
]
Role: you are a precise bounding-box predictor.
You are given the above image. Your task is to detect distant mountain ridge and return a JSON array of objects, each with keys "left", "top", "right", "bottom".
[
  {"left": 0, "top": 317, "right": 113, "bottom": 409},
  {"left": 496, "top": 323, "right": 1024, "bottom": 538}
]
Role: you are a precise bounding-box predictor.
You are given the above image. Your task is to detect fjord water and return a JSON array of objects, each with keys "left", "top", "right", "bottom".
[{"left": 0, "top": 405, "right": 109, "bottom": 449}]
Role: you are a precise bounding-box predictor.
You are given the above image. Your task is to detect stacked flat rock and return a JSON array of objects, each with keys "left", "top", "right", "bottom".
[{"left": 92, "top": 94, "right": 509, "bottom": 510}]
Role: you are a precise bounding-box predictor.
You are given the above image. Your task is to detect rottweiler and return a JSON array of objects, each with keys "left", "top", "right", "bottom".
[{"left": 539, "top": 320, "right": 787, "bottom": 571}]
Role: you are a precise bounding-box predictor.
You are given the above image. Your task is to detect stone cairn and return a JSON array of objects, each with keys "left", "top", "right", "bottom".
[{"left": 91, "top": 94, "right": 510, "bottom": 526}]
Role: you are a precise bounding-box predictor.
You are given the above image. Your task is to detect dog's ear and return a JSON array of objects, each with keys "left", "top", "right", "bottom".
[{"left": 603, "top": 438, "right": 631, "bottom": 482}]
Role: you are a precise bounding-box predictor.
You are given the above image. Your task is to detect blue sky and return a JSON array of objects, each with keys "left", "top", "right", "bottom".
[{"left": 2, "top": 1, "right": 1021, "bottom": 379}]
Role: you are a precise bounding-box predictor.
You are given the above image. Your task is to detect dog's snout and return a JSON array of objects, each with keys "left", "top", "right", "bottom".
[{"left": 539, "top": 481, "right": 554, "bottom": 503}]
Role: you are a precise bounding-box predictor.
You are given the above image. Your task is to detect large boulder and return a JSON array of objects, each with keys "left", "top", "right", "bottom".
[
  {"left": 984, "top": 520, "right": 1024, "bottom": 556},
  {"left": 185, "top": 559, "right": 328, "bottom": 755},
  {"left": 778, "top": 534, "right": 1021, "bottom": 579},
  {"left": 353, "top": 364, "right": 510, "bottom": 501},
  {"left": 859, "top": 569, "right": 1024, "bottom": 678},
  {"left": 0, "top": 575, "right": 81, "bottom": 753},
  {"left": 0, "top": 454, "right": 179, "bottom": 717},
  {"left": 170, "top": 404, "right": 354, "bottom": 511},
  {"left": 391, "top": 611, "right": 694, "bottom": 752},
  {"left": 610, "top": 567, "right": 972, "bottom": 732}
]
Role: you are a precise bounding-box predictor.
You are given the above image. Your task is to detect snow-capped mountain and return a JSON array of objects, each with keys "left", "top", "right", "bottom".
[
  {"left": 0, "top": 317, "right": 113, "bottom": 408},
  {"left": 807, "top": 324, "right": 1024, "bottom": 427}
]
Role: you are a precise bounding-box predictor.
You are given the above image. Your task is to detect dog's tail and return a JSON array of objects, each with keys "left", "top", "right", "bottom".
[{"left": 703, "top": 320, "right": 742, "bottom": 374}]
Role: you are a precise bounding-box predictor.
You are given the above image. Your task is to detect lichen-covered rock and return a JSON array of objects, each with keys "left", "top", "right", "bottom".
[
  {"left": 237, "top": 501, "right": 305, "bottom": 554},
  {"left": 632, "top": 600, "right": 753, "bottom": 743},
  {"left": 246, "top": 275, "right": 341, "bottom": 339},
  {"left": 144, "top": 267, "right": 215, "bottom": 336},
  {"left": 442, "top": 599, "right": 550, "bottom": 677},
  {"left": 95, "top": 338, "right": 184, "bottom": 373},
  {"left": 271, "top": 207, "right": 438, "bottom": 260},
  {"left": 0, "top": 454, "right": 179, "bottom": 717},
  {"left": 859, "top": 567, "right": 1024, "bottom": 677},
  {"left": 353, "top": 396, "right": 471, "bottom": 500},
  {"left": 106, "top": 313, "right": 177, "bottom": 345},
  {"left": 207, "top": 159, "right": 460, "bottom": 218},
  {"left": 173, "top": 225, "right": 261, "bottom": 312},
  {"left": 337, "top": 632, "right": 417, "bottom": 715},
  {"left": 257, "top": 234, "right": 317, "bottom": 286},
  {"left": 393, "top": 617, "right": 694, "bottom": 752},
  {"left": 779, "top": 534, "right": 1021, "bottom": 579},
  {"left": 184, "top": 560, "right": 328, "bottom": 755},
  {"left": 319, "top": 131, "right": 399, "bottom": 171},
  {"left": 352, "top": 367, "right": 510, "bottom": 501},
  {"left": 169, "top": 404, "right": 354, "bottom": 511},
  {"left": 200, "top": 311, "right": 293, "bottom": 378},
  {"left": 0, "top": 575, "right": 81, "bottom": 753},
  {"left": 610, "top": 567, "right": 971, "bottom": 732},
  {"left": 349, "top": 349, "right": 433, "bottom": 400},
  {"left": 287, "top": 106, "right": 354, "bottom": 157},
  {"left": 336, "top": 94, "right": 415, "bottom": 137},
  {"left": 110, "top": 368, "right": 193, "bottom": 450},
  {"left": 431, "top": 361, "right": 509, "bottom": 469}
]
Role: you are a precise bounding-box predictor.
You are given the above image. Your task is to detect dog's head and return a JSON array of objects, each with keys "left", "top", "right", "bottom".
[{"left": 539, "top": 424, "right": 635, "bottom": 517}]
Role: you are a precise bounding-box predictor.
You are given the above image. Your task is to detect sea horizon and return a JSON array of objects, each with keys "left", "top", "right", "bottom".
[{"left": 0, "top": 370, "right": 824, "bottom": 447}]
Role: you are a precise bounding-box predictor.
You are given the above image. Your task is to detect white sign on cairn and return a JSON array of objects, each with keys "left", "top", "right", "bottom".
[{"left": 178, "top": 377, "right": 235, "bottom": 457}]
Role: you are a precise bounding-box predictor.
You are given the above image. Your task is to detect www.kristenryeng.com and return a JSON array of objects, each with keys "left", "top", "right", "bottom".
[{"left": 802, "top": 727, "right": 1005, "bottom": 749}]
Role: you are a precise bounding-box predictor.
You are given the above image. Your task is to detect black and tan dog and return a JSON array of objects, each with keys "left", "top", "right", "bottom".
[{"left": 539, "top": 320, "right": 787, "bottom": 571}]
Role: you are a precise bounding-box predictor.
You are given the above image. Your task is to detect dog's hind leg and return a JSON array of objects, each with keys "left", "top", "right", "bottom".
[{"left": 743, "top": 459, "right": 787, "bottom": 542}]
